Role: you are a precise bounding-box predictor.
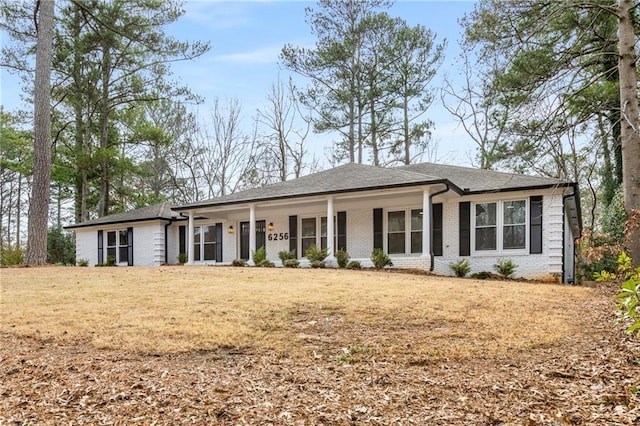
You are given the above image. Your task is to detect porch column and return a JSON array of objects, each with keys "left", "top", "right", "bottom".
[
  {"left": 326, "top": 196, "right": 335, "bottom": 265},
  {"left": 187, "top": 211, "right": 195, "bottom": 264},
  {"left": 248, "top": 204, "right": 256, "bottom": 265},
  {"left": 421, "top": 188, "right": 431, "bottom": 259}
]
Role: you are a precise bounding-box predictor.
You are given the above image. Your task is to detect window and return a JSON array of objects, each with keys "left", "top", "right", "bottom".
[
  {"left": 503, "top": 200, "right": 526, "bottom": 249},
  {"left": 107, "top": 231, "right": 117, "bottom": 260},
  {"left": 475, "top": 203, "right": 497, "bottom": 251},
  {"left": 320, "top": 216, "right": 337, "bottom": 251},
  {"left": 386, "top": 209, "right": 424, "bottom": 255},
  {"left": 193, "top": 227, "right": 201, "bottom": 261},
  {"left": 193, "top": 225, "right": 221, "bottom": 262},
  {"left": 301, "top": 218, "right": 316, "bottom": 255},
  {"left": 410, "top": 209, "right": 422, "bottom": 254},
  {"left": 474, "top": 199, "right": 527, "bottom": 252},
  {"left": 387, "top": 211, "right": 406, "bottom": 254},
  {"left": 118, "top": 230, "right": 129, "bottom": 263},
  {"left": 106, "top": 229, "right": 129, "bottom": 264}
]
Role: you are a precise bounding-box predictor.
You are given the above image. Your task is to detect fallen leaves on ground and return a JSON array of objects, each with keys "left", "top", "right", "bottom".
[{"left": 1, "top": 286, "right": 638, "bottom": 425}]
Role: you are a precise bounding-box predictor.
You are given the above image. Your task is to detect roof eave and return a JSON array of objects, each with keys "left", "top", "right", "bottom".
[
  {"left": 172, "top": 179, "right": 457, "bottom": 212},
  {"left": 64, "top": 215, "right": 186, "bottom": 230}
]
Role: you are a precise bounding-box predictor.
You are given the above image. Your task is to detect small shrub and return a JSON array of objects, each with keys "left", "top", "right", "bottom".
[
  {"left": 449, "top": 259, "right": 471, "bottom": 277},
  {"left": 283, "top": 258, "right": 300, "bottom": 268},
  {"left": 471, "top": 271, "right": 491, "bottom": 280},
  {"left": 278, "top": 249, "right": 296, "bottom": 263},
  {"left": 252, "top": 246, "right": 267, "bottom": 265},
  {"left": 257, "top": 259, "right": 275, "bottom": 268},
  {"left": 0, "top": 244, "right": 25, "bottom": 266},
  {"left": 371, "top": 248, "right": 392, "bottom": 269},
  {"left": 597, "top": 252, "right": 640, "bottom": 337},
  {"left": 346, "top": 260, "right": 362, "bottom": 270},
  {"left": 77, "top": 258, "right": 89, "bottom": 267},
  {"left": 106, "top": 255, "right": 117, "bottom": 266},
  {"left": 335, "top": 249, "right": 349, "bottom": 268},
  {"left": 494, "top": 258, "right": 517, "bottom": 278},
  {"left": 311, "top": 260, "right": 326, "bottom": 268},
  {"left": 177, "top": 252, "right": 188, "bottom": 264},
  {"left": 232, "top": 259, "right": 247, "bottom": 267},
  {"left": 305, "top": 244, "right": 328, "bottom": 263}
]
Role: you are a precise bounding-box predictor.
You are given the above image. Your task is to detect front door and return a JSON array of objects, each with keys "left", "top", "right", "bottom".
[{"left": 240, "top": 220, "right": 266, "bottom": 260}]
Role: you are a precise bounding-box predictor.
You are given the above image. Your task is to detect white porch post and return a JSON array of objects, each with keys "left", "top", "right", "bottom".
[
  {"left": 421, "top": 188, "right": 431, "bottom": 259},
  {"left": 326, "top": 196, "right": 336, "bottom": 265},
  {"left": 248, "top": 204, "right": 256, "bottom": 265},
  {"left": 187, "top": 211, "right": 195, "bottom": 264}
]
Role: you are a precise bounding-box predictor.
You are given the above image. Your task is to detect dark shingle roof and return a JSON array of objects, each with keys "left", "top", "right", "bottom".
[
  {"left": 67, "top": 162, "right": 576, "bottom": 228},
  {"left": 400, "top": 162, "right": 570, "bottom": 193},
  {"left": 65, "top": 202, "right": 178, "bottom": 229},
  {"left": 173, "top": 163, "right": 446, "bottom": 211}
]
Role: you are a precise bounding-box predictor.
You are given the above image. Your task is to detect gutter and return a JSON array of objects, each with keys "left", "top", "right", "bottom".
[
  {"left": 562, "top": 183, "right": 581, "bottom": 284},
  {"left": 164, "top": 217, "right": 177, "bottom": 264},
  {"left": 429, "top": 184, "right": 451, "bottom": 271}
]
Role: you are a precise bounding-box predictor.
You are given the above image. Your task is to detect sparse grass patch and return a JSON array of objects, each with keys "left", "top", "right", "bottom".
[{"left": 0, "top": 267, "right": 596, "bottom": 362}]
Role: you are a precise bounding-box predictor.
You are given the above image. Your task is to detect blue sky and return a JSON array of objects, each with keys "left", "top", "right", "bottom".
[{"left": 1, "top": 0, "right": 478, "bottom": 165}]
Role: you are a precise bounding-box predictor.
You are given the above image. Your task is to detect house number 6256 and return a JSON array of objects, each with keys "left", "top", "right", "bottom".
[{"left": 267, "top": 233, "right": 289, "bottom": 241}]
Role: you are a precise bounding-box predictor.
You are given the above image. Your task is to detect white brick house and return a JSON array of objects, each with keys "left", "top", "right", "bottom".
[{"left": 66, "top": 162, "right": 582, "bottom": 283}]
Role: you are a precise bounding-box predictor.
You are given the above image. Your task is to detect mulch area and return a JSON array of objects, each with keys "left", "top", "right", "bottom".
[{"left": 1, "top": 286, "right": 638, "bottom": 425}]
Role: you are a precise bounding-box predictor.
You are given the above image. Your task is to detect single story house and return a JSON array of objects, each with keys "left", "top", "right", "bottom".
[{"left": 66, "top": 162, "right": 582, "bottom": 283}]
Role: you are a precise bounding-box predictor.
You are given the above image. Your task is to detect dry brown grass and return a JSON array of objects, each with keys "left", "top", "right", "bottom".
[{"left": 1, "top": 266, "right": 595, "bottom": 362}]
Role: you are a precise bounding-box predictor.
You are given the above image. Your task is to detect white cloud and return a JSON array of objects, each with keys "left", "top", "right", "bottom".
[{"left": 214, "top": 45, "right": 283, "bottom": 65}]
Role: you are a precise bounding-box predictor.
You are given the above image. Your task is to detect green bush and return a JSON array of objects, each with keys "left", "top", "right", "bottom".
[
  {"left": 232, "top": 259, "right": 247, "bottom": 267},
  {"left": 257, "top": 259, "right": 275, "bottom": 268},
  {"left": 106, "top": 255, "right": 117, "bottom": 266},
  {"left": 596, "top": 252, "right": 640, "bottom": 337},
  {"left": 449, "top": 259, "right": 471, "bottom": 277},
  {"left": 177, "top": 252, "right": 188, "bottom": 264},
  {"left": 278, "top": 249, "right": 296, "bottom": 263},
  {"left": 471, "top": 271, "right": 491, "bottom": 280},
  {"left": 494, "top": 258, "right": 517, "bottom": 278},
  {"left": 371, "top": 248, "right": 392, "bottom": 269},
  {"left": 0, "top": 244, "right": 25, "bottom": 266},
  {"left": 346, "top": 260, "right": 362, "bottom": 270},
  {"left": 77, "top": 258, "right": 89, "bottom": 267},
  {"left": 47, "top": 226, "right": 75, "bottom": 265},
  {"left": 283, "top": 258, "right": 300, "bottom": 268},
  {"left": 311, "top": 260, "right": 326, "bottom": 268},
  {"left": 335, "top": 249, "right": 349, "bottom": 268},
  {"left": 252, "top": 246, "right": 267, "bottom": 265},
  {"left": 305, "top": 244, "right": 328, "bottom": 263}
]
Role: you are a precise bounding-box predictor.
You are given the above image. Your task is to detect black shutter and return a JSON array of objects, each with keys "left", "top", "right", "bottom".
[
  {"left": 179, "top": 225, "right": 186, "bottom": 255},
  {"left": 127, "top": 227, "right": 134, "bottom": 266},
  {"left": 459, "top": 202, "right": 471, "bottom": 256},
  {"left": 373, "top": 208, "right": 383, "bottom": 250},
  {"left": 432, "top": 203, "right": 443, "bottom": 257},
  {"left": 337, "top": 211, "right": 347, "bottom": 251},
  {"left": 215, "top": 223, "right": 223, "bottom": 262},
  {"left": 530, "top": 195, "right": 543, "bottom": 254},
  {"left": 289, "top": 215, "right": 297, "bottom": 254},
  {"left": 97, "top": 230, "right": 104, "bottom": 264}
]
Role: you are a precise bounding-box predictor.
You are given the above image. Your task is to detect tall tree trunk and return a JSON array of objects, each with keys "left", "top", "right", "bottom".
[
  {"left": 618, "top": 0, "right": 640, "bottom": 265},
  {"left": 26, "top": 0, "right": 55, "bottom": 265},
  {"left": 16, "top": 176, "right": 21, "bottom": 248},
  {"left": 98, "top": 39, "right": 111, "bottom": 217}
]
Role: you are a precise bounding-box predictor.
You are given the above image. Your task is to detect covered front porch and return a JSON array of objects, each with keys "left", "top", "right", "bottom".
[{"left": 177, "top": 183, "right": 452, "bottom": 268}]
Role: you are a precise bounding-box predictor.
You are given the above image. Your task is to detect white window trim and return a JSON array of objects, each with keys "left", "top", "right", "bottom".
[
  {"left": 193, "top": 224, "right": 218, "bottom": 263},
  {"left": 106, "top": 229, "right": 128, "bottom": 264},
  {"left": 384, "top": 207, "right": 423, "bottom": 256},
  {"left": 471, "top": 198, "right": 529, "bottom": 256},
  {"left": 299, "top": 215, "right": 336, "bottom": 258}
]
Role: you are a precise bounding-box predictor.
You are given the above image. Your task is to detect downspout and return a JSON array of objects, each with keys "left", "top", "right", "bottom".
[
  {"left": 164, "top": 218, "right": 175, "bottom": 265},
  {"left": 562, "top": 183, "right": 579, "bottom": 284},
  {"left": 429, "top": 184, "right": 450, "bottom": 271}
]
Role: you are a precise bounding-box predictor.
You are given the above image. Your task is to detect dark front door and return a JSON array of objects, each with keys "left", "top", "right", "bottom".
[{"left": 240, "top": 220, "right": 266, "bottom": 260}]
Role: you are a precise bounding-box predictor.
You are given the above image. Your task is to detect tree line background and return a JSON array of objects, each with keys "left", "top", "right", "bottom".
[{"left": 0, "top": 0, "right": 638, "bottom": 274}]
